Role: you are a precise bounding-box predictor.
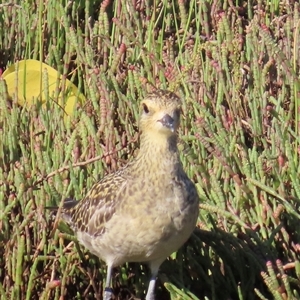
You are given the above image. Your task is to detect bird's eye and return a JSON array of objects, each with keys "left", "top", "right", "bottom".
[
  {"left": 143, "top": 103, "right": 149, "bottom": 114},
  {"left": 174, "top": 109, "right": 181, "bottom": 117}
]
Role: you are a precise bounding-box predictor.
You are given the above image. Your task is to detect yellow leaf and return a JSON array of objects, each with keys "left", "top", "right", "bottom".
[{"left": 2, "top": 59, "right": 86, "bottom": 117}]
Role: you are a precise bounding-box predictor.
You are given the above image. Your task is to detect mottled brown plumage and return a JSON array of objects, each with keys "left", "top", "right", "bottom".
[{"left": 61, "top": 90, "right": 199, "bottom": 300}]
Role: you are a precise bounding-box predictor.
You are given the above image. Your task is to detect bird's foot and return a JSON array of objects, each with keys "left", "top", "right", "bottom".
[{"left": 104, "top": 287, "right": 113, "bottom": 300}]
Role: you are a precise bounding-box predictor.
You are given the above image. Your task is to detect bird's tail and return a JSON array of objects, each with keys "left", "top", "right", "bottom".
[
  {"left": 46, "top": 198, "right": 78, "bottom": 234},
  {"left": 61, "top": 198, "right": 79, "bottom": 210},
  {"left": 45, "top": 198, "right": 78, "bottom": 211}
]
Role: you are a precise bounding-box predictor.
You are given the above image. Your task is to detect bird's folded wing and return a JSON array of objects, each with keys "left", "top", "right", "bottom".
[{"left": 64, "top": 172, "right": 127, "bottom": 237}]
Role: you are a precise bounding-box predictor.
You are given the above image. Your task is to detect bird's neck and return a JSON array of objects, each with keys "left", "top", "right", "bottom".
[
  {"left": 139, "top": 131, "right": 178, "bottom": 156},
  {"left": 132, "top": 132, "right": 181, "bottom": 175}
]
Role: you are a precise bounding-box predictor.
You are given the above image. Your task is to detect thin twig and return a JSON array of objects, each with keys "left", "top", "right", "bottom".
[{"left": 33, "top": 146, "right": 127, "bottom": 186}]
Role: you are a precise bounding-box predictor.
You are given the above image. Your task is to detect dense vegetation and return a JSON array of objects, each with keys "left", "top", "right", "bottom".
[{"left": 1, "top": 0, "right": 300, "bottom": 299}]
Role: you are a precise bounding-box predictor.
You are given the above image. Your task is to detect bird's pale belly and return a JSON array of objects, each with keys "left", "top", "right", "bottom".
[{"left": 77, "top": 204, "right": 197, "bottom": 267}]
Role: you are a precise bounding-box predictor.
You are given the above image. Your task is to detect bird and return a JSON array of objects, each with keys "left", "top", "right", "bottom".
[{"left": 60, "top": 89, "right": 199, "bottom": 300}]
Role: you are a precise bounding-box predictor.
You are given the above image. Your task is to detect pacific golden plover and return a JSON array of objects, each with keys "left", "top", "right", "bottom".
[{"left": 61, "top": 90, "right": 199, "bottom": 300}]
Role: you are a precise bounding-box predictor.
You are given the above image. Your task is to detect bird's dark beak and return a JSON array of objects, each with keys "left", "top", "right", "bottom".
[{"left": 158, "top": 114, "right": 175, "bottom": 132}]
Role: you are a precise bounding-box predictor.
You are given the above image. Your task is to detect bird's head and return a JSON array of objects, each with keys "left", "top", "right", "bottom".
[{"left": 139, "top": 90, "right": 182, "bottom": 137}]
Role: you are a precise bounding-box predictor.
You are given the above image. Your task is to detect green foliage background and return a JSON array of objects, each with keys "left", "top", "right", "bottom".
[{"left": 1, "top": 0, "right": 300, "bottom": 299}]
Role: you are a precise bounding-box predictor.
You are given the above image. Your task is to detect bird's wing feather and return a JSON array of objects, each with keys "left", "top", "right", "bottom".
[{"left": 63, "top": 171, "right": 127, "bottom": 237}]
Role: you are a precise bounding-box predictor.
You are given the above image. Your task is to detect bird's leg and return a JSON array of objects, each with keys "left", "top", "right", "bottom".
[
  {"left": 103, "top": 264, "right": 113, "bottom": 300},
  {"left": 145, "top": 260, "right": 163, "bottom": 300},
  {"left": 145, "top": 275, "right": 157, "bottom": 300}
]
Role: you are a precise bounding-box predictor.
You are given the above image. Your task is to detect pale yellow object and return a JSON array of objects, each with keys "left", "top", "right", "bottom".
[
  {"left": 2, "top": 59, "right": 85, "bottom": 117},
  {"left": 61, "top": 90, "right": 199, "bottom": 300}
]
